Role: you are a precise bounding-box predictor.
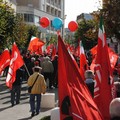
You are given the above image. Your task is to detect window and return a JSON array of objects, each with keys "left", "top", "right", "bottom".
[
  {"left": 58, "top": 11, "right": 61, "bottom": 17},
  {"left": 46, "top": 5, "right": 50, "bottom": 13},
  {"left": 51, "top": 7, "right": 54, "bottom": 15},
  {"left": 24, "top": 14, "right": 34, "bottom": 22},
  {"left": 55, "top": 9, "right": 57, "bottom": 16}
]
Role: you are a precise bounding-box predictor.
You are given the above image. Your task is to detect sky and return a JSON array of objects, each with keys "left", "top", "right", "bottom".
[{"left": 65, "top": 0, "right": 102, "bottom": 28}]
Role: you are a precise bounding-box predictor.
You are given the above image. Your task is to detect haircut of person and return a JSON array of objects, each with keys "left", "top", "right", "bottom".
[
  {"left": 84, "top": 70, "right": 95, "bottom": 97},
  {"left": 85, "top": 70, "right": 95, "bottom": 79},
  {"left": 109, "top": 98, "right": 120, "bottom": 120}
]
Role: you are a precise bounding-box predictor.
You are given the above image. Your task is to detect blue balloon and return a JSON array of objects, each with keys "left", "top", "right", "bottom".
[{"left": 52, "top": 17, "right": 63, "bottom": 30}]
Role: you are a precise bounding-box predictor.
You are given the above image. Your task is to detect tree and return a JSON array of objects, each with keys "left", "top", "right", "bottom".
[
  {"left": 13, "top": 15, "right": 39, "bottom": 51},
  {"left": 12, "top": 14, "right": 28, "bottom": 49},
  {"left": 25, "top": 25, "right": 39, "bottom": 50},
  {"left": 101, "top": 0, "right": 120, "bottom": 41},
  {"left": 0, "top": 0, "right": 39, "bottom": 51},
  {"left": 74, "top": 18, "right": 98, "bottom": 50},
  {"left": 0, "top": 0, "right": 16, "bottom": 50}
]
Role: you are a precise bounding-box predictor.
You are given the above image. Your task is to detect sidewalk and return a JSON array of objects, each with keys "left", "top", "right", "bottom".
[{"left": 0, "top": 77, "right": 58, "bottom": 120}]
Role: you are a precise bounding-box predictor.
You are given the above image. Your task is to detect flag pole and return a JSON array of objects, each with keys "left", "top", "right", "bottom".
[{"left": 24, "top": 64, "right": 30, "bottom": 77}]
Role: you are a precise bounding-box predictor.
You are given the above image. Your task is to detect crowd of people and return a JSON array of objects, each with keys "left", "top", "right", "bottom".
[
  {"left": 9, "top": 51, "right": 58, "bottom": 117},
  {"left": 22, "top": 51, "right": 58, "bottom": 89},
  {"left": 1, "top": 49, "right": 120, "bottom": 119}
]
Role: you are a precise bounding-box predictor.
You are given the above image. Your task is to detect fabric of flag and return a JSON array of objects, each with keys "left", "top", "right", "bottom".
[
  {"left": 34, "top": 45, "right": 44, "bottom": 55},
  {"left": 67, "top": 45, "right": 75, "bottom": 55},
  {"left": 6, "top": 42, "right": 24, "bottom": 89},
  {"left": 0, "top": 49, "right": 10, "bottom": 75},
  {"left": 108, "top": 48, "right": 118, "bottom": 70},
  {"left": 28, "top": 36, "right": 45, "bottom": 53},
  {"left": 58, "top": 35, "right": 103, "bottom": 120},
  {"left": 79, "top": 41, "right": 89, "bottom": 80},
  {"left": 90, "top": 45, "right": 118, "bottom": 71},
  {"left": 94, "top": 16, "right": 114, "bottom": 120},
  {"left": 45, "top": 44, "right": 54, "bottom": 55},
  {"left": 90, "top": 45, "right": 97, "bottom": 56}
]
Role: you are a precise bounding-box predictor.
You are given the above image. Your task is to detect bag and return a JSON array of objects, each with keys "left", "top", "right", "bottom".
[
  {"left": 28, "top": 86, "right": 32, "bottom": 93},
  {"left": 28, "top": 74, "right": 39, "bottom": 93}
]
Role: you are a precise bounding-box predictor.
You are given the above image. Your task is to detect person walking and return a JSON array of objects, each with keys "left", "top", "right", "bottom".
[
  {"left": 27, "top": 66, "right": 46, "bottom": 117},
  {"left": 11, "top": 68, "right": 23, "bottom": 107},
  {"left": 84, "top": 70, "right": 95, "bottom": 98},
  {"left": 41, "top": 56, "right": 54, "bottom": 89},
  {"left": 52, "top": 55, "right": 58, "bottom": 88}
]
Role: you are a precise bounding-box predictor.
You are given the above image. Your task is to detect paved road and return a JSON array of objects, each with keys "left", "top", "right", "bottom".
[{"left": 0, "top": 77, "right": 58, "bottom": 120}]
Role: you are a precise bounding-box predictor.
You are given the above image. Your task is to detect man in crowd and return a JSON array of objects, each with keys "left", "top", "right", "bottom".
[
  {"left": 41, "top": 56, "right": 54, "bottom": 89},
  {"left": 27, "top": 66, "right": 46, "bottom": 117}
]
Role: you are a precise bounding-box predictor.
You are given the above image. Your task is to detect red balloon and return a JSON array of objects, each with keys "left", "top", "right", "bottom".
[
  {"left": 39, "top": 17, "right": 50, "bottom": 28},
  {"left": 68, "top": 21, "right": 78, "bottom": 32}
]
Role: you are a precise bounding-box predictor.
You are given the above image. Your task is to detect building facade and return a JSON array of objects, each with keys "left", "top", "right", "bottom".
[
  {"left": 77, "top": 13, "right": 93, "bottom": 23},
  {"left": 6, "top": 0, "right": 65, "bottom": 41}
]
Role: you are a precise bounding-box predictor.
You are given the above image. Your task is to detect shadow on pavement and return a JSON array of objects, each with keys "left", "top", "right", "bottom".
[
  {"left": 0, "top": 95, "right": 10, "bottom": 100},
  {"left": 0, "top": 105, "right": 12, "bottom": 112},
  {"left": 41, "top": 108, "right": 51, "bottom": 112},
  {"left": 17, "top": 116, "right": 32, "bottom": 120},
  {"left": 0, "top": 90, "right": 10, "bottom": 95}
]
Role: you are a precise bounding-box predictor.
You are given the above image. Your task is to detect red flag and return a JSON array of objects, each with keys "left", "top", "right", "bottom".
[
  {"left": 28, "top": 36, "right": 45, "bottom": 53},
  {"left": 90, "top": 56, "right": 96, "bottom": 72},
  {"left": 90, "top": 45, "right": 97, "bottom": 56},
  {"left": 35, "top": 46, "right": 44, "bottom": 55},
  {"left": 108, "top": 48, "right": 118, "bottom": 70},
  {"left": 79, "top": 41, "right": 89, "bottom": 80},
  {"left": 67, "top": 45, "right": 75, "bottom": 55},
  {"left": 0, "top": 49, "right": 10, "bottom": 74},
  {"left": 36, "top": 39, "right": 45, "bottom": 53},
  {"left": 58, "top": 35, "right": 103, "bottom": 120},
  {"left": 90, "top": 45, "right": 118, "bottom": 71},
  {"left": 6, "top": 42, "right": 24, "bottom": 89},
  {"left": 94, "top": 16, "right": 114, "bottom": 120},
  {"left": 45, "top": 44, "right": 53, "bottom": 55}
]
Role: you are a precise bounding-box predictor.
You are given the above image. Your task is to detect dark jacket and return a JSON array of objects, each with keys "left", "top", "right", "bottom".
[{"left": 13, "top": 68, "right": 23, "bottom": 86}]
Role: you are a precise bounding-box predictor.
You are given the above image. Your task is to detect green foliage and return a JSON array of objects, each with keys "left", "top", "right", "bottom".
[
  {"left": 49, "top": 35, "right": 57, "bottom": 44},
  {"left": 74, "top": 19, "right": 98, "bottom": 50},
  {"left": 0, "top": 0, "right": 15, "bottom": 49},
  {"left": 46, "top": 34, "right": 58, "bottom": 47},
  {"left": 101, "top": 0, "right": 120, "bottom": 41},
  {"left": 22, "top": 24, "right": 39, "bottom": 50},
  {"left": 12, "top": 14, "right": 28, "bottom": 49},
  {"left": 0, "top": 0, "right": 39, "bottom": 51},
  {"left": 64, "top": 38, "right": 74, "bottom": 45}
]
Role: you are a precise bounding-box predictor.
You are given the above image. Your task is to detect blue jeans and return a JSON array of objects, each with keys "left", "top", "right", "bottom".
[{"left": 30, "top": 94, "right": 41, "bottom": 113}]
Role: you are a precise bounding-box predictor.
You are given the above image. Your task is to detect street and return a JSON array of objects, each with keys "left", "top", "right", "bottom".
[{"left": 0, "top": 77, "right": 58, "bottom": 120}]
